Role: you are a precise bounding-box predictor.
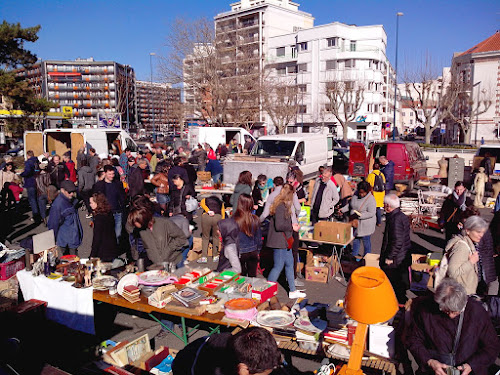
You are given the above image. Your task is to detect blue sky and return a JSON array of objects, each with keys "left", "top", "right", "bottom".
[{"left": 1, "top": 0, "right": 498, "bottom": 81}]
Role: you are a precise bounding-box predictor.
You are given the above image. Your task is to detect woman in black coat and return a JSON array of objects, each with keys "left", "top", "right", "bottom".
[
  {"left": 169, "top": 174, "right": 196, "bottom": 221},
  {"left": 90, "top": 193, "right": 120, "bottom": 262}
]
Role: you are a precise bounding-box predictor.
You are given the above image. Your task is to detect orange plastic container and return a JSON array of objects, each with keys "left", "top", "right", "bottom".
[{"left": 344, "top": 266, "right": 398, "bottom": 324}]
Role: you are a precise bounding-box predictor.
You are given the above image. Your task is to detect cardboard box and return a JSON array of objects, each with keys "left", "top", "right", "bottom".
[
  {"left": 305, "top": 252, "right": 338, "bottom": 283},
  {"left": 411, "top": 254, "right": 431, "bottom": 272},
  {"left": 251, "top": 281, "right": 278, "bottom": 303},
  {"left": 313, "top": 221, "right": 352, "bottom": 244},
  {"left": 305, "top": 266, "right": 330, "bottom": 283},
  {"left": 364, "top": 253, "right": 380, "bottom": 268}
]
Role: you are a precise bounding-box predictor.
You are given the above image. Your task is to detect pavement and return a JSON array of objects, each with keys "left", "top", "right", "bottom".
[{"left": 3, "top": 196, "right": 495, "bottom": 374}]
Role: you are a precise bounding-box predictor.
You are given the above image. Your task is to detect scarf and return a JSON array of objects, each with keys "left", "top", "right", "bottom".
[{"left": 452, "top": 190, "right": 467, "bottom": 211}]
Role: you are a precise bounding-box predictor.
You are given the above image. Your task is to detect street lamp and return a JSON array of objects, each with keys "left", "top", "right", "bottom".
[
  {"left": 473, "top": 81, "right": 481, "bottom": 145},
  {"left": 125, "top": 64, "right": 130, "bottom": 133},
  {"left": 392, "top": 12, "right": 403, "bottom": 141},
  {"left": 150, "top": 52, "right": 156, "bottom": 142}
]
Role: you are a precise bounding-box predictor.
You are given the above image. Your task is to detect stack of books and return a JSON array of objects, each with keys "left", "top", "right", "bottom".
[{"left": 122, "top": 285, "right": 140, "bottom": 303}]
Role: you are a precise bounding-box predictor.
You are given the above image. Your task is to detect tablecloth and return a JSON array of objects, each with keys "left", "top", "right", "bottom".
[{"left": 17, "top": 270, "right": 95, "bottom": 334}]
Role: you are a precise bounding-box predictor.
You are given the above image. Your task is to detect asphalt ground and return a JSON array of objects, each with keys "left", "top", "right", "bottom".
[{"left": 2, "top": 195, "right": 495, "bottom": 374}]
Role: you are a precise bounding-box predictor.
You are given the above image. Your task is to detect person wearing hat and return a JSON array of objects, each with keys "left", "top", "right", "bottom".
[
  {"left": 35, "top": 161, "right": 51, "bottom": 225},
  {"left": 47, "top": 180, "right": 83, "bottom": 256}
]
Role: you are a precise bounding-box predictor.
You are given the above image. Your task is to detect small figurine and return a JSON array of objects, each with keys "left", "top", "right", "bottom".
[
  {"left": 474, "top": 167, "right": 488, "bottom": 208},
  {"left": 84, "top": 267, "right": 92, "bottom": 288},
  {"left": 74, "top": 264, "right": 85, "bottom": 288}
]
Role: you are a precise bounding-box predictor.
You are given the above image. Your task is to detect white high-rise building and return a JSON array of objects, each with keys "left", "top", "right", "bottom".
[{"left": 267, "top": 22, "right": 393, "bottom": 141}]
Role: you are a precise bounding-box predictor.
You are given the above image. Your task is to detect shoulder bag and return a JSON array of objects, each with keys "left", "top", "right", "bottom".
[{"left": 350, "top": 193, "right": 371, "bottom": 228}]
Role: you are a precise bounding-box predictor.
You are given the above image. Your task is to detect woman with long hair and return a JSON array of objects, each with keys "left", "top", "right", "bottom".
[
  {"left": 266, "top": 184, "right": 305, "bottom": 299},
  {"left": 90, "top": 192, "right": 120, "bottom": 262},
  {"left": 230, "top": 170, "right": 252, "bottom": 211},
  {"left": 233, "top": 194, "right": 262, "bottom": 277}
]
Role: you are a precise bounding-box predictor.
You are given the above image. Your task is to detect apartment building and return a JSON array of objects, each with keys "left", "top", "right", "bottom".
[
  {"left": 267, "top": 22, "right": 393, "bottom": 141},
  {"left": 136, "top": 81, "right": 181, "bottom": 134},
  {"left": 16, "top": 58, "right": 136, "bottom": 130},
  {"left": 449, "top": 31, "right": 500, "bottom": 144}
]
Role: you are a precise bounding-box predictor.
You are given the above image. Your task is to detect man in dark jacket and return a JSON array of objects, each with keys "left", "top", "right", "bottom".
[
  {"left": 47, "top": 180, "right": 83, "bottom": 256},
  {"left": 379, "top": 155, "right": 395, "bottom": 192},
  {"left": 406, "top": 278, "right": 500, "bottom": 375},
  {"left": 379, "top": 193, "right": 411, "bottom": 303},
  {"left": 20, "top": 150, "right": 40, "bottom": 222},
  {"left": 47, "top": 154, "right": 69, "bottom": 189},
  {"left": 93, "top": 165, "right": 126, "bottom": 240},
  {"left": 127, "top": 157, "right": 146, "bottom": 198}
]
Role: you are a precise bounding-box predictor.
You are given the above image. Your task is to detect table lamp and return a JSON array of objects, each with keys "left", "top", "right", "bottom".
[{"left": 338, "top": 266, "right": 398, "bottom": 375}]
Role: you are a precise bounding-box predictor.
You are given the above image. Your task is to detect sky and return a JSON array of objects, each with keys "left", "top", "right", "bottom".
[{"left": 1, "top": 0, "right": 499, "bottom": 81}]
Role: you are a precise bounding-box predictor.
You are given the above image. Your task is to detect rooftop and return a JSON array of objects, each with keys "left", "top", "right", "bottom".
[{"left": 459, "top": 30, "right": 500, "bottom": 56}]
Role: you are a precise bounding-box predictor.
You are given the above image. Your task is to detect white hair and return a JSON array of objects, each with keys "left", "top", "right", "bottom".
[
  {"left": 464, "top": 215, "right": 488, "bottom": 232},
  {"left": 384, "top": 193, "right": 400, "bottom": 209}
]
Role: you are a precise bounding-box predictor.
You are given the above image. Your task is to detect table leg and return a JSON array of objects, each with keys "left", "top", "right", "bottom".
[
  {"left": 148, "top": 313, "right": 186, "bottom": 345},
  {"left": 331, "top": 245, "right": 347, "bottom": 285}
]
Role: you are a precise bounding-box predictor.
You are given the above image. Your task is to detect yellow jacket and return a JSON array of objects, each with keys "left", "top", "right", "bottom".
[
  {"left": 200, "top": 198, "right": 225, "bottom": 219},
  {"left": 366, "top": 170, "right": 386, "bottom": 208}
]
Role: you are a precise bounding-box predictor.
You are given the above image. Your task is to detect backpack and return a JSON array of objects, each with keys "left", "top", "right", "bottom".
[
  {"left": 434, "top": 239, "right": 471, "bottom": 289},
  {"left": 373, "top": 173, "right": 385, "bottom": 192}
]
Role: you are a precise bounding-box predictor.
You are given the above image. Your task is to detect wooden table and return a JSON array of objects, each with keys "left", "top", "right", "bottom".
[
  {"left": 195, "top": 187, "right": 235, "bottom": 196},
  {"left": 93, "top": 290, "right": 243, "bottom": 346},
  {"left": 299, "top": 237, "right": 353, "bottom": 285}
]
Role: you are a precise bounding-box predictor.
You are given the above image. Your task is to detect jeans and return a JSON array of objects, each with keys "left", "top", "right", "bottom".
[
  {"left": 240, "top": 250, "right": 259, "bottom": 277},
  {"left": 268, "top": 248, "right": 296, "bottom": 292},
  {"left": 376, "top": 207, "right": 382, "bottom": 225},
  {"left": 80, "top": 190, "right": 92, "bottom": 214},
  {"left": 352, "top": 235, "right": 371, "bottom": 257},
  {"left": 212, "top": 173, "right": 222, "bottom": 183},
  {"left": 38, "top": 194, "right": 48, "bottom": 219},
  {"left": 113, "top": 212, "right": 123, "bottom": 240},
  {"left": 27, "top": 187, "right": 39, "bottom": 216}
]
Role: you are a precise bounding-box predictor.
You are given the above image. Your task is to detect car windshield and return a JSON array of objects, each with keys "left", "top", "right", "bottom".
[{"left": 251, "top": 140, "right": 296, "bottom": 157}]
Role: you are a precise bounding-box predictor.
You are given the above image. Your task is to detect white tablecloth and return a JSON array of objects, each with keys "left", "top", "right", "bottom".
[{"left": 17, "top": 270, "right": 95, "bottom": 334}]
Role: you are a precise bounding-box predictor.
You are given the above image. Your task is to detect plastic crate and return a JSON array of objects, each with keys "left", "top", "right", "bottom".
[{"left": 0, "top": 259, "right": 25, "bottom": 280}]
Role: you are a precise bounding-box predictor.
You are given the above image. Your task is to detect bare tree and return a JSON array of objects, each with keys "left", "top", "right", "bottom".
[
  {"left": 261, "top": 77, "right": 298, "bottom": 134},
  {"left": 324, "top": 80, "right": 365, "bottom": 141},
  {"left": 441, "top": 81, "right": 493, "bottom": 144}
]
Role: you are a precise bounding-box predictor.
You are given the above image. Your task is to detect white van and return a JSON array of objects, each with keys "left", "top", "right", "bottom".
[
  {"left": 24, "top": 128, "right": 138, "bottom": 162},
  {"left": 188, "top": 127, "right": 256, "bottom": 151}
]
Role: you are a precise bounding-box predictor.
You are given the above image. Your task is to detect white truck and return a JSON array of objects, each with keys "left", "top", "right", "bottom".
[
  {"left": 188, "top": 126, "right": 256, "bottom": 151},
  {"left": 24, "top": 128, "right": 138, "bottom": 162},
  {"left": 223, "top": 133, "right": 335, "bottom": 184}
]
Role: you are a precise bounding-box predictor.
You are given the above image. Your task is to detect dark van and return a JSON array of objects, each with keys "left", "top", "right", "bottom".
[{"left": 367, "top": 142, "right": 427, "bottom": 190}]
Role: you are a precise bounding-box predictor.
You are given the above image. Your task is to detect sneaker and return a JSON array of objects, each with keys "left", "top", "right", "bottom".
[
  {"left": 289, "top": 290, "right": 307, "bottom": 299},
  {"left": 294, "top": 278, "right": 305, "bottom": 287},
  {"left": 212, "top": 255, "right": 219, "bottom": 263},
  {"left": 86, "top": 213, "right": 93, "bottom": 219},
  {"left": 197, "top": 257, "right": 208, "bottom": 264}
]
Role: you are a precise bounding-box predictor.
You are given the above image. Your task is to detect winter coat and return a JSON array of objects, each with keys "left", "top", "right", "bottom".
[
  {"left": 77, "top": 166, "right": 95, "bottom": 192},
  {"left": 168, "top": 183, "right": 196, "bottom": 220},
  {"left": 218, "top": 217, "right": 239, "bottom": 247},
  {"left": 366, "top": 170, "right": 386, "bottom": 208},
  {"left": 90, "top": 213, "right": 119, "bottom": 261},
  {"left": 406, "top": 295, "right": 500, "bottom": 375},
  {"left": 168, "top": 165, "right": 189, "bottom": 189},
  {"left": 65, "top": 160, "right": 77, "bottom": 183},
  {"left": 445, "top": 234, "right": 478, "bottom": 295},
  {"left": 93, "top": 179, "right": 126, "bottom": 213},
  {"left": 311, "top": 179, "right": 339, "bottom": 219},
  {"left": 128, "top": 165, "right": 145, "bottom": 197},
  {"left": 266, "top": 203, "right": 293, "bottom": 249},
  {"left": 20, "top": 156, "right": 39, "bottom": 188},
  {"left": 130, "top": 217, "right": 188, "bottom": 266},
  {"left": 48, "top": 162, "right": 69, "bottom": 188},
  {"left": 88, "top": 154, "right": 100, "bottom": 173},
  {"left": 47, "top": 193, "right": 83, "bottom": 249},
  {"left": 151, "top": 172, "right": 169, "bottom": 194},
  {"left": 0, "top": 171, "right": 15, "bottom": 190},
  {"left": 205, "top": 159, "right": 223, "bottom": 177},
  {"left": 230, "top": 183, "right": 252, "bottom": 210},
  {"left": 259, "top": 185, "right": 300, "bottom": 224},
  {"left": 333, "top": 173, "right": 353, "bottom": 200},
  {"left": 201, "top": 196, "right": 224, "bottom": 217},
  {"left": 342, "top": 192, "right": 377, "bottom": 237},
  {"left": 476, "top": 230, "right": 497, "bottom": 285},
  {"left": 381, "top": 160, "right": 395, "bottom": 190},
  {"left": 380, "top": 208, "right": 411, "bottom": 268},
  {"left": 193, "top": 148, "right": 208, "bottom": 169},
  {"left": 76, "top": 150, "right": 87, "bottom": 171},
  {"left": 35, "top": 171, "right": 51, "bottom": 196}
]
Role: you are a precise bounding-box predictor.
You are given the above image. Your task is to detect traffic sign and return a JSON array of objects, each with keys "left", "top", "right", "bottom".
[{"left": 62, "top": 106, "right": 73, "bottom": 119}]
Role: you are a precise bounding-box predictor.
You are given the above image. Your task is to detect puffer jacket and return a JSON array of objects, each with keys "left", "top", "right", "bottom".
[
  {"left": 445, "top": 234, "right": 478, "bottom": 295},
  {"left": 218, "top": 218, "right": 239, "bottom": 246},
  {"left": 476, "top": 229, "right": 497, "bottom": 284},
  {"left": 379, "top": 208, "right": 411, "bottom": 268},
  {"left": 20, "top": 156, "right": 39, "bottom": 188},
  {"left": 47, "top": 193, "right": 83, "bottom": 249}
]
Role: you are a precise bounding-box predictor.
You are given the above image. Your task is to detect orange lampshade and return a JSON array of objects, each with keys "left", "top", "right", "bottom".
[{"left": 344, "top": 266, "right": 398, "bottom": 324}]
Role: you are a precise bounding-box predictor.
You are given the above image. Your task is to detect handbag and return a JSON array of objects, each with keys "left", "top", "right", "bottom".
[
  {"left": 283, "top": 233, "right": 294, "bottom": 249},
  {"left": 349, "top": 193, "right": 371, "bottom": 229}
]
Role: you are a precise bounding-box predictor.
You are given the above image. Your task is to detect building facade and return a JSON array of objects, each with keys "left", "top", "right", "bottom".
[
  {"left": 449, "top": 31, "right": 500, "bottom": 145},
  {"left": 267, "top": 22, "right": 393, "bottom": 141},
  {"left": 136, "top": 81, "right": 182, "bottom": 134},
  {"left": 16, "top": 58, "right": 137, "bottom": 130}
]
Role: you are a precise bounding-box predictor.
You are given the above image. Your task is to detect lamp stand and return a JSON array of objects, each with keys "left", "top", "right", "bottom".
[{"left": 337, "top": 322, "right": 368, "bottom": 375}]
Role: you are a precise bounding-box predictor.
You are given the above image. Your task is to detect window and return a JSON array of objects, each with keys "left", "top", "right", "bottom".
[
  {"left": 345, "top": 81, "right": 355, "bottom": 90},
  {"left": 326, "top": 60, "right": 337, "bottom": 70},
  {"left": 327, "top": 37, "right": 338, "bottom": 47},
  {"left": 291, "top": 45, "right": 297, "bottom": 58},
  {"left": 410, "top": 112, "right": 413, "bottom": 117},
  {"left": 276, "top": 47, "right": 285, "bottom": 57},
  {"left": 350, "top": 41, "right": 357, "bottom": 52},
  {"left": 298, "top": 84, "right": 307, "bottom": 93},
  {"left": 277, "top": 67, "right": 286, "bottom": 75},
  {"left": 409, "top": 119, "right": 413, "bottom": 125},
  {"left": 287, "top": 65, "right": 297, "bottom": 74},
  {"left": 298, "top": 63, "right": 307, "bottom": 72},
  {"left": 345, "top": 59, "right": 355, "bottom": 69},
  {"left": 298, "top": 42, "right": 308, "bottom": 52},
  {"left": 298, "top": 105, "right": 307, "bottom": 114}
]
